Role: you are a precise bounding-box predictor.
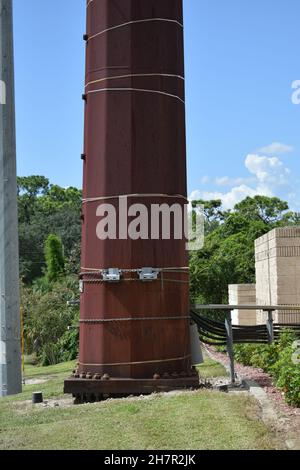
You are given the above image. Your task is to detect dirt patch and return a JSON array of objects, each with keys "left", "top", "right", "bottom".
[
  {"left": 24, "top": 377, "right": 49, "bottom": 386},
  {"left": 13, "top": 397, "right": 74, "bottom": 414}
]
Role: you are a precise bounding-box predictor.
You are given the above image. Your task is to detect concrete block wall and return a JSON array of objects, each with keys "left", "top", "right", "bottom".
[
  {"left": 228, "top": 284, "right": 257, "bottom": 325},
  {"left": 255, "top": 227, "right": 300, "bottom": 324}
]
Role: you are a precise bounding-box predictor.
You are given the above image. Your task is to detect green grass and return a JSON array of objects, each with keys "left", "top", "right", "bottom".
[
  {"left": 2, "top": 361, "right": 77, "bottom": 404},
  {"left": 197, "top": 353, "right": 228, "bottom": 379},
  {"left": 24, "top": 360, "right": 76, "bottom": 379},
  {"left": 0, "top": 359, "right": 277, "bottom": 450}
]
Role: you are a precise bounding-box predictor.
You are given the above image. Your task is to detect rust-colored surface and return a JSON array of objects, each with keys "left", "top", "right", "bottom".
[
  {"left": 64, "top": 375, "right": 199, "bottom": 400},
  {"left": 65, "top": 0, "right": 196, "bottom": 395}
]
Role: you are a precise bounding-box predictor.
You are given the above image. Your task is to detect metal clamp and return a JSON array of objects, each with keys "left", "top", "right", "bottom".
[
  {"left": 102, "top": 268, "right": 121, "bottom": 282},
  {"left": 67, "top": 300, "right": 80, "bottom": 307},
  {"left": 138, "top": 268, "right": 159, "bottom": 282}
]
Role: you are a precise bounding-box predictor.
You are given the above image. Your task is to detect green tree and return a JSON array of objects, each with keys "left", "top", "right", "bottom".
[
  {"left": 234, "top": 195, "right": 289, "bottom": 224},
  {"left": 17, "top": 176, "right": 50, "bottom": 224},
  {"left": 190, "top": 195, "right": 298, "bottom": 309},
  {"left": 192, "top": 199, "right": 225, "bottom": 233},
  {"left": 18, "top": 176, "right": 82, "bottom": 283},
  {"left": 44, "top": 234, "right": 65, "bottom": 282}
]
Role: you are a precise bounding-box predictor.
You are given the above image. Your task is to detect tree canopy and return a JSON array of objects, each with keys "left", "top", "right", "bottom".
[
  {"left": 190, "top": 195, "right": 300, "bottom": 305},
  {"left": 18, "top": 176, "right": 82, "bottom": 283}
]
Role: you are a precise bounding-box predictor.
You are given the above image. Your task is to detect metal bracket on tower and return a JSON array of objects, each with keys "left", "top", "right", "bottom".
[
  {"left": 102, "top": 268, "right": 121, "bottom": 282},
  {"left": 67, "top": 300, "right": 80, "bottom": 307},
  {"left": 138, "top": 268, "right": 159, "bottom": 282}
]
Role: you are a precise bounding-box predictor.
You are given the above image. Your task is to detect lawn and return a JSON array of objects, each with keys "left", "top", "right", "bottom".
[
  {"left": 0, "top": 358, "right": 277, "bottom": 450},
  {"left": 197, "top": 352, "right": 228, "bottom": 379}
]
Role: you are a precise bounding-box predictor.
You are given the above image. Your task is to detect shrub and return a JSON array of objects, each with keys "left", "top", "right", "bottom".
[
  {"left": 271, "top": 334, "right": 300, "bottom": 407},
  {"left": 233, "top": 331, "right": 300, "bottom": 407},
  {"left": 57, "top": 310, "right": 80, "bottom": 362},
  {"left": 44, "top": 234, "right": 65, "bottom": 282},
  {"left": 234, "top": 344, "right": 258, "bottom": 366},
  {"left": 21, "top": 275, "right": 79, "bottom": 365}
]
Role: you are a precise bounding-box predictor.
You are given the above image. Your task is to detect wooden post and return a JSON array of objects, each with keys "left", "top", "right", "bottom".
[{"left": 225, "top": 311, "right": 235, "bottom": 384}]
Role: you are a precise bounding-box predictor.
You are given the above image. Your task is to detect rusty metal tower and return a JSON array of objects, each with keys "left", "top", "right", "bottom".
[{"left": 65, "top": 0, "right": 198, "bottom": 400}]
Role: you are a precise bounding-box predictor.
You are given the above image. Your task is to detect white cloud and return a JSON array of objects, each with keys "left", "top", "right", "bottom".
[
  {"left": 190, "top": 185, "right": 267, "bottom": 210},
  {"left": 200, "top": 176, "right": 210, "bottom": 184},
  {"left": 245, "top": 154, "right": 290, "bottom": 187},
  {"left": 190, "top": 154, "right": 291, "bottom": 210},
  {"left": 214, "top": 176, "right": 255, "bottom": 186},
  {"left": 257, "top": 142, "right": 293, "bottom": 155}
]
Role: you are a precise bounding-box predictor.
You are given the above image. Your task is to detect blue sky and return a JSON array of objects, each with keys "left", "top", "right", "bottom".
[{"left": 13, "top": 0, "right": 300, "bottom": 210}]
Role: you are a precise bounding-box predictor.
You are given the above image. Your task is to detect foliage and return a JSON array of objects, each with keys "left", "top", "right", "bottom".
[
  {"left": 17, "top": 176, "right": 81, "bottom": 365},
  {"left": 234, "top": 331, "right": 300, "bottom": 407},
  {"left": 192, "top": 199, "right": 225, "bottom": 233},
  {"left": 21, "top": 276, "right": 79, "bottom": 366},
  {"left": 18, "top": 176, "right": 82, "bottom": 283},
  {"left": 233, "top": 196, "right": 289, "bottom": 224},
  {"left": 190, "top": 195, "right": 298, "bottom": 307},
  {"left": 57, "top": 310, "right": 80, "bottom": 362},
  {"left": 44, "top": 234, "right": 65, "bottom": 282},
  {"left": 271, "top": 333, "right": 300, "bottom": 407}
]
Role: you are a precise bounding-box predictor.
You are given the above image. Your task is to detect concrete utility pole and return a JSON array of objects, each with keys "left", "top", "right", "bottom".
[{"left": 0, "top": 0, "right": 22, "bottom": 397}]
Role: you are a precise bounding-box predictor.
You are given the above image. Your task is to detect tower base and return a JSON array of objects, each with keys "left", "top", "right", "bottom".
[{"left": 64, "top": 375, "right": 200, "bottom": 403}]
